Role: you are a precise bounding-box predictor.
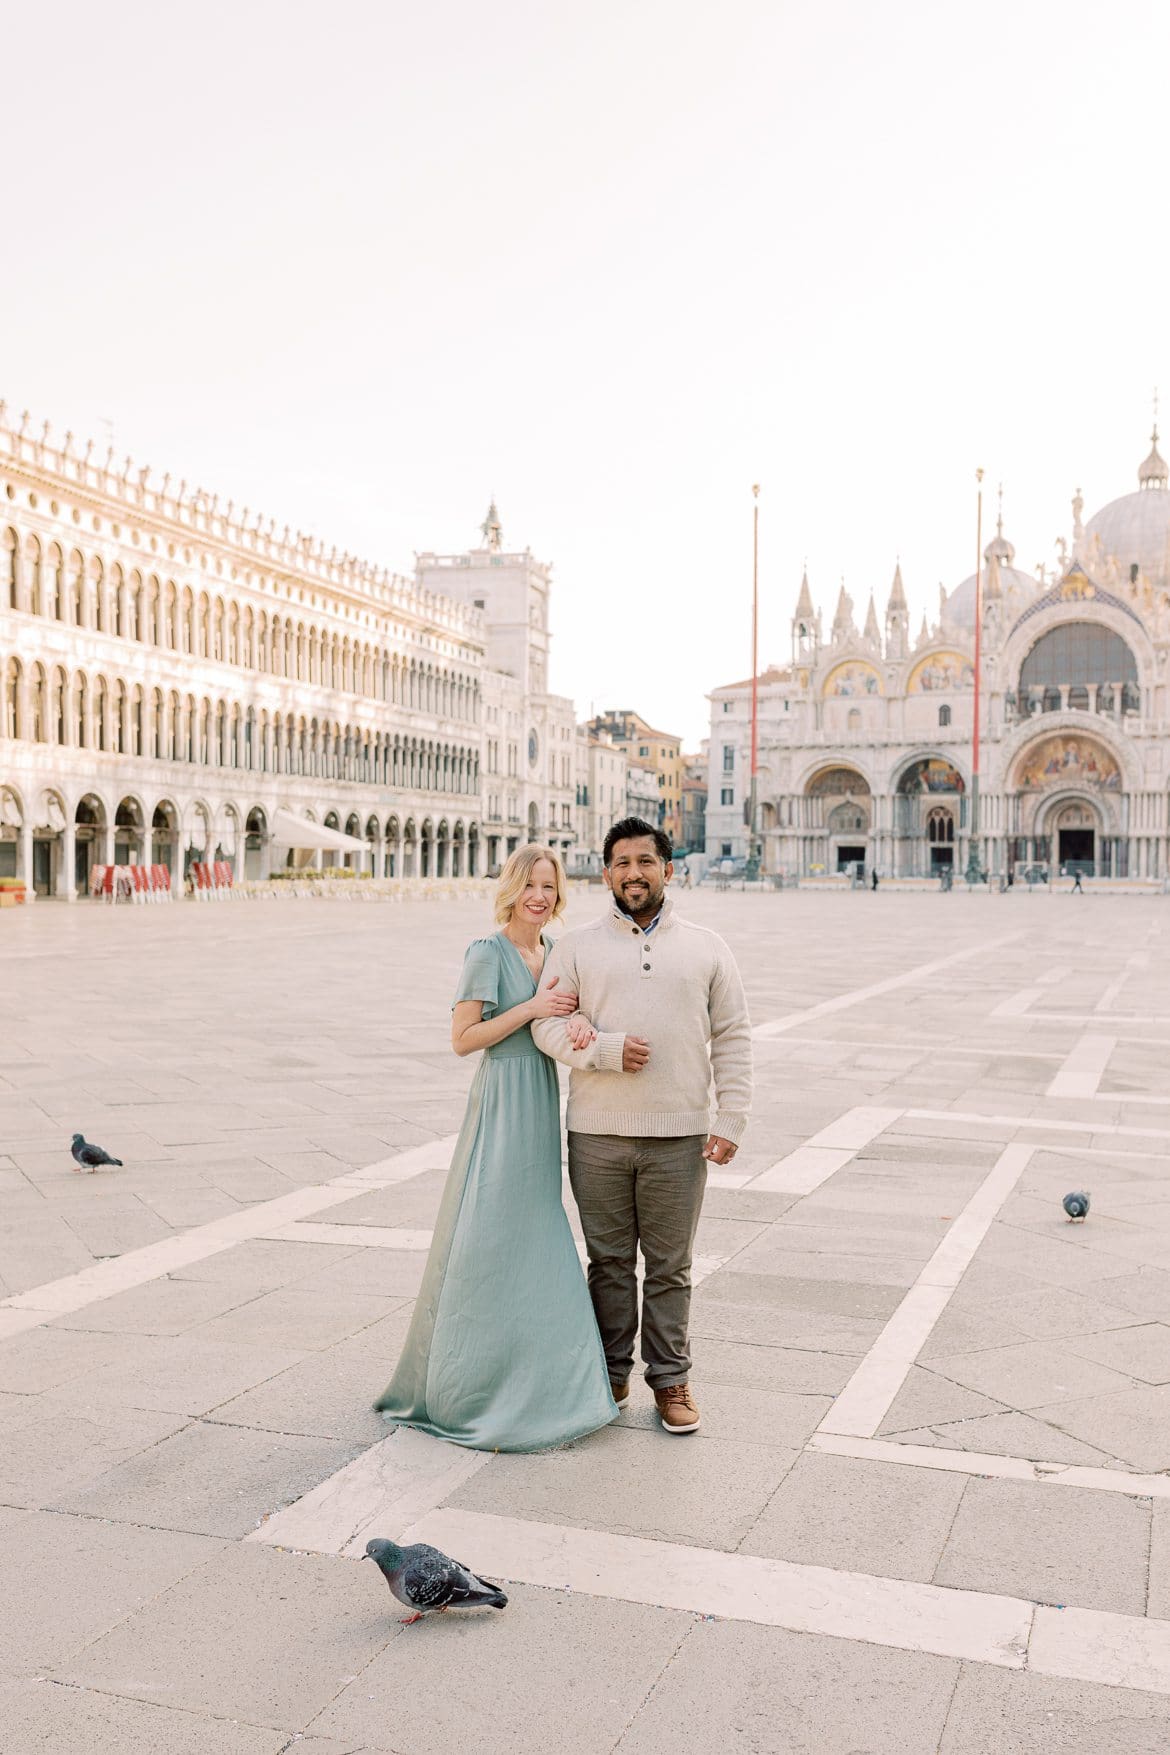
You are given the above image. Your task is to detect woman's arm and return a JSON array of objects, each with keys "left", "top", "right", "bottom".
[{"left": 451, "top": 978, "right": 578, "bottom": 1058}]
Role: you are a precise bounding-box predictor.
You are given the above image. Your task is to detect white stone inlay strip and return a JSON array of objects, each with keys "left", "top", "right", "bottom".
[
  {"left": 249, "top": 1425, "right": 491, "bottom": 1559},
  {"left": 0, "top": 1134, "right": 457, "bottom": 1332},
  {"left": 1047, "top": 1033, "right": 1115, "bottom": 1100},
  {"left": 906, "top": 1108, "right": 1170, "bottom": 1142},
  {"left": 752, "top": 934, "right": 1022, "bottom": 1039},
  {"left": 265, "top": 1222, "right": 435, "bottom": 1250},
  {"left": 1030, "top": 1605, "right": 1170, "bottom": 1695},
  {"left": 810, "top": 1433, "right": 1170, "bottom": 1502},
  {"left": 991, "top": 988, "right": 1042, "bottom": 1017},
  {"left": 750, "top": 1145, "right": 858, "bottom": 1195},
  {"left": 749, "top": 1105, "right": 902, "bottom": 1193},
  {"left": 818, "top": 1143, "right": 1034, "bottom": 1438},
  {"left": 402, "top": 1507, "right": 1033, "bottom": 1670}
]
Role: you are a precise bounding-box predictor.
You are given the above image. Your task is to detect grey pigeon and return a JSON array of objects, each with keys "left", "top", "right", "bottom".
[
  {"left": 1062, "top": 1190, "right": 1090, "bottom": 1222},
  {"left": 70, "top": 1133, "right": 123, "bottom": 1173},
  {"left": 364, "top": 1537, "right": 507, "bottom": 1626}
]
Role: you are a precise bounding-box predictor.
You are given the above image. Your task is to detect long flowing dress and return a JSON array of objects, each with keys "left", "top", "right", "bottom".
[{"left": 373, "top": 932, "right": 618, "bottom": 1451}]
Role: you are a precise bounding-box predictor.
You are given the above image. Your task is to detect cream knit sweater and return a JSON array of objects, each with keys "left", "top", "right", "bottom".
[{"left": 530, "top": 898, "right": 752, "bottom": 1144}]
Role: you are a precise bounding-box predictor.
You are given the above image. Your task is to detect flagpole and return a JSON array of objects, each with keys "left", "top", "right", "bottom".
[
  {"left": 746, "top": 484, "right": 761, "bottom": 880},
  {"left": 965, "top": 468, "right": 985, "bottom": 884}
]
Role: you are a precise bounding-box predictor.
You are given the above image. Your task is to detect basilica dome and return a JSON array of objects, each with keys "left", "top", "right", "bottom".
[
  {"left": 943, "top": 516, "right": 1042, "bottom": 631},
  {"left": 1084, "top": 430, "right": 1170, "bottom": 590}
]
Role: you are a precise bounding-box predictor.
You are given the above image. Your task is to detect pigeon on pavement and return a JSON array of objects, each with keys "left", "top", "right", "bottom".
[
  {"left": 364, "top": 1537, "right": 508, "bottom": 1626},
  {"left": 70, "top": 1134, "right": 123, "bottom": 1173},
  {"left": 1062, "top": 1190, "right": 1090, "bottom": 1221}
]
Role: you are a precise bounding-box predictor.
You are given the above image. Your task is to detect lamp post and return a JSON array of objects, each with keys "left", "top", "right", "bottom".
[
  {"left": 745, "top": 484, "right": 762, "bottom": 881},
  {"left": 964, "top": 468, "right": 985, "bottom": 885}
]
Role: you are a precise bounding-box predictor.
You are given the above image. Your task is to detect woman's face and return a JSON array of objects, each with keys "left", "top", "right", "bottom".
[{"left": 513, "top": 858, "right": 558, "bottom": 927}]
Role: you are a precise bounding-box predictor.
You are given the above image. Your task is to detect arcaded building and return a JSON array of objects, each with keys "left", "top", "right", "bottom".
[
  {"left": 706, "top": 427, "right": 1170, "bottom": 882},
  {"left": 0, "top": 408, "right": 487, "bottom": 895}
]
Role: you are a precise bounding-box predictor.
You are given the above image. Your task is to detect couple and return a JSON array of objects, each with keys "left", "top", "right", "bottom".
[{"left": 374, "top": 817, "right": 752, "bottom": 1450}]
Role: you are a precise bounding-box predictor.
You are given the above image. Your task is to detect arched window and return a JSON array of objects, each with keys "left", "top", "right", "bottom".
[
  {"left": 1020, "top": 622, "right": 1138, "bottom": 687},
  {"left": 938, "top": 704, "right": 951, "bottom": 727},
  {"left": 927, "top": 807, "right": 955, "bottom": 844},
  {"left": 0, "top": 528, "right": 15, "bottom": 610}
]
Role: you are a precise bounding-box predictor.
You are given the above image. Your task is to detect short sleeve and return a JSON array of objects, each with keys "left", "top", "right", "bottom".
[{"left": 453, "top": 937, "right": 500, "bottom": 1017}]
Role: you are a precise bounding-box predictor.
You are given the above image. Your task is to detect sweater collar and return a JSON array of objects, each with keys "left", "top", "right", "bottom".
[{"left": 607, "top": 893, "right": 677, "bottom": 934}]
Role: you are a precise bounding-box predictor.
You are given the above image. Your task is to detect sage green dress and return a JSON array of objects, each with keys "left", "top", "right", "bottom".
[{"left": 373, "top": 933, "right": 618, "bottom": 1452}]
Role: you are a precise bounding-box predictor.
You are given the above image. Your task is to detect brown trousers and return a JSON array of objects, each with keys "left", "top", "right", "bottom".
[{"left": 567, "top": 1132, "right": 707, "bottom": 1389}]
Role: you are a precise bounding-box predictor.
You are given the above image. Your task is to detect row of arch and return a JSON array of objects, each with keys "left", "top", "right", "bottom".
[
  {"left": 0, "top": 783, "right": 482, "bottom": 890},
  {"left": 1, "top": 656, "right": 480, "bottom": 793},
  {"left": 1, "top": 530, "right": 479, "bottom": 716}
]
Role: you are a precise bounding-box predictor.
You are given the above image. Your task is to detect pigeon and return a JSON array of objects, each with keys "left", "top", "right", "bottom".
[
  {"left": 364, "top": 1537, "right": 507, "bottom": 1626},
  {"left": 70, "top": 1133, "right": 123, "bottom": 1173},
  {"left": 1062, "top": 1190, "right": 1090, "bottom": 1222}
]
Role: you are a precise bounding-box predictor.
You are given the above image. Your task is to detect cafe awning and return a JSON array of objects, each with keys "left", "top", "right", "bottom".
[{"left": 270, "top": 809, "right": 369, "bottom": 853}]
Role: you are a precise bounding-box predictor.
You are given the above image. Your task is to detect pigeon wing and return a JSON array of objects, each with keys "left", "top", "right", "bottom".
[{"left": 399, "top": 1551, "right": 462, "bottom": 1610}]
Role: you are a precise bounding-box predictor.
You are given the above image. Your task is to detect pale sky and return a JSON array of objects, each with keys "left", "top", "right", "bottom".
[{"left": 5, "top": 0, "right": 1168, "bottom": 747}]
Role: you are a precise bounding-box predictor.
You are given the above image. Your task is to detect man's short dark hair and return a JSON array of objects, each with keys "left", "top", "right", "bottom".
[{"left": 603, "top": 817, "right": 673, "bottom": 866}]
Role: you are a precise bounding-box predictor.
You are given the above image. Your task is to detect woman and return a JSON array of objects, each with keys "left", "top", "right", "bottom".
[{"left": 373, "top": 846, "right": 618, "bottom": 1451}]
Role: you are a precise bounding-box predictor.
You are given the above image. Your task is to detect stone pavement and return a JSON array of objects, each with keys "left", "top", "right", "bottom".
[{"left": 4, "top": 887, "right": 1170, "bottom": 1751}]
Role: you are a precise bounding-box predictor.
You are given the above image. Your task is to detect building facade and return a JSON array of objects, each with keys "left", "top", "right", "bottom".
[
  {"left": 707, "top": 429, "right": 1170, "bottom": 882},
  {"left": 583, "top": 709, "right": 684, "bottom": 843},
  {"left": 0, "top": 413, "right": 498, "bottom": 896},
  {"left": 417, "top": 504, "right": 579, "bottom": 873}
]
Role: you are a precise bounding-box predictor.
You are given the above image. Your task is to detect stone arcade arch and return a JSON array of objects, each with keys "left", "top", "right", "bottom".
[
  {"left": 1005, "top": 730, "right": 1127, "bottom": 878},
  {"left": 892, "top": 756, "right": 966, "bottom": 878},
  {"left": 802, "top": 765, "right": 872, "bottom": 875}
]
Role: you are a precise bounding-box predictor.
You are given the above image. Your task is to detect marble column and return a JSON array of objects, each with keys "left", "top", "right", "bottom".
[{"left": 57, "top": 823, "right": 77, "bottom": 902}]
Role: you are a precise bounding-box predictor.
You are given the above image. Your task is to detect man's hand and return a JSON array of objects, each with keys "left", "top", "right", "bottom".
[
  {"left": 702, "top": 1134, "right": 737, "bottom": 1165},
  {"left": 622, "top": 1035, "right": 651, "bottom": 1072}
]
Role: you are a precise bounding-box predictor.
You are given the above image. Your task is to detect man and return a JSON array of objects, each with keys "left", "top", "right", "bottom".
[{"left": 531, "top": 817, "right": 752, "bottom": 1435}]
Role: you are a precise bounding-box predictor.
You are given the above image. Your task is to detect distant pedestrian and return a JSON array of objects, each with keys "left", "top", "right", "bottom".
[
  {"left": 870, "top": 869, "right": 879, "bottom": 891},
  {"left": 1072, "top": 869, "right": 1084, "bottom": 893}
]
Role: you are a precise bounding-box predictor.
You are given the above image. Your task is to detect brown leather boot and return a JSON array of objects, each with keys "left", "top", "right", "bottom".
[
  {"left": 654, "top": 1382, "right": 700, "bottom": 1434},
  {"left": 609, "top": 1378, "right": 630, "bottom": 1406}
]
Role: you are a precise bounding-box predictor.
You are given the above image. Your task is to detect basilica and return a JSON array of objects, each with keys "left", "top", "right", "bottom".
[{"left": 706, "top": 428, "right": 1170, "bottom": 882}]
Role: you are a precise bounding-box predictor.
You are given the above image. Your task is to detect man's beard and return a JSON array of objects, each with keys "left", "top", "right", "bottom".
[{"left": 613, "top": 880, "right": 665, "bottom": 918}]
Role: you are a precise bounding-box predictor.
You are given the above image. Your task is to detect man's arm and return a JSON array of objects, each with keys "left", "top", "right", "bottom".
[
  {"left": 707, "top": 946, "right": 752, "bottom": 1145},
  {"left": 530, "top": 941, "right": 627, "bottom": 1072}
]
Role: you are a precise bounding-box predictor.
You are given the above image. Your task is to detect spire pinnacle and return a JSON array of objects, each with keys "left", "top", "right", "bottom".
[
  {"left": 794, "top": 567, "right": 814, "bottom": 618},
  {"left": 479, "top": 498, "right": 503, "bottom": 549},
  {"left": 886, "top": 561, "right": 908, "bottom": 611},
  {"left": 1139, "top": 392, "right": 1168, "bottom": 488}
]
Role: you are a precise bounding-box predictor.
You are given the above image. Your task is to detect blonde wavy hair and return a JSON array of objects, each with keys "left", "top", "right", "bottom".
[{"left": 493, "top": 844, "right": 569, "bottom": 927}]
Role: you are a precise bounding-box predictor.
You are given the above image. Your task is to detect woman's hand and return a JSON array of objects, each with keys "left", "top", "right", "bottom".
[
  {"left": 566, "top": 1017, "right": 597, "bottom": 1051},
  {"left": 529, "top": 976, "right": 579, "bottom": 1020}
]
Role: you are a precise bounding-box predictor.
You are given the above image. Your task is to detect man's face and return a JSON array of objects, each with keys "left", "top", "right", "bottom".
[{"left": 605, "top": 836, "right": 672, "bottom": 917}]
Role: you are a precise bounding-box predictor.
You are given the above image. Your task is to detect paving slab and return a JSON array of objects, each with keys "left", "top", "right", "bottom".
[
  {"left": 1035, "top": 1383, "right": 1170, "bottom": 1473},
  {"left": 68, "top": 1333, "right": 314, "bottom": 1415},
  {"left": 0, "top": 1512, "right": 223, "bottom": 1677},
  {"left": 196, "top": 1285, "right": 403, "bottom": 1351},
  {"left": 934, "top": 1477, "right": 1150, "bottom": 1613},
  {"left": 54, "top": 1543, "right": 395, "bottom": 1732},
  {"left": 876, "top": 1365, "right": 1011, "bottom": 1435},
  {"left": 938, "top": 1660, "right": 1170, "bottom": 1753},
  {"left": 51, "top": 1419, "right": 364, "bottom": 1537},
  {"left": 924, "top": 1340, "right": 1138, "bottom": 1410},
  {"left": 310, "top": 1584, "right": 688, "bottom": 1755},
  {"left": 0, "top": 1397, "right": 192, "bottom": 1507},
  {"left": 446, "top": 1423, "right": 797, "bottom": 1550},
  {"left": 0, "top": 1681, "right": 288, "bottom": 1755},
  {"left": 739, "top": 1449, "right": 967, "bottom": 1583},
  {"left": 614, "top": 1617, "right": 959, "bottom": 1755}
]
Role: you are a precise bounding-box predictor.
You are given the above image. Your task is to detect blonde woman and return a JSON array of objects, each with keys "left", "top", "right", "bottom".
[{"left": 374, "top": 847, "right": 618, "bottom": 1450}]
